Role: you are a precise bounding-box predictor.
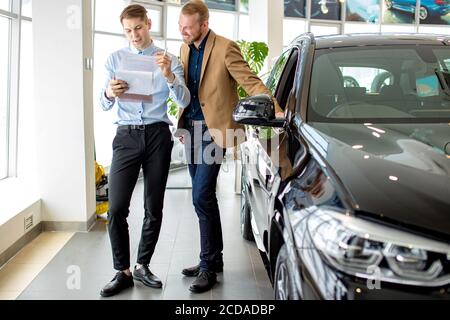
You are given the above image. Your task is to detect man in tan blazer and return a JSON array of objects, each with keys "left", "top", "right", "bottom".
[{"left": 177, "top": 0, "right": 282, "bottom": 293}]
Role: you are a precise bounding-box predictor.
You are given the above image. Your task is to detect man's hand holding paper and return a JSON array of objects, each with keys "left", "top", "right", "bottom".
[
  {"left": 106, "top": 77, "right": 129, "bottom": 99},
  {"left": 114, "top": 70, "right": 153, "bottom": 95}
]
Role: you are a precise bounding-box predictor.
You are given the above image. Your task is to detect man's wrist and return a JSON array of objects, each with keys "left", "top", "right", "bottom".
[
  {"left": 104, "top": 90, "right": 114, "bottom": 101},
  {"left": 166, "top": 73, "right": 176, "bottom": 84}
]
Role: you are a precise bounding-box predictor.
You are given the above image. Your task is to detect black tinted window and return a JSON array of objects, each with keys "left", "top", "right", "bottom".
[{"left": 308, "top": 45, "right": 450, "bottom": 123}]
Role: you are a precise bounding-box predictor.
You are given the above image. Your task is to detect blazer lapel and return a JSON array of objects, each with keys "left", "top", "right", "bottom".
[
  {"left": 199, "top": 30, "right": 216, "bottom": 86},
  {"left": 178, "top": 44, "right": 191, "bottom": 122},
  {"left": 180, "top": 44, "right": 190, "bottom": 81}
]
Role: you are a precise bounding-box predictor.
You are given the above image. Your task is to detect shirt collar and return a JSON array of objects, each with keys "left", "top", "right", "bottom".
[
  {"left": 189, "top": 30, "right": 211, "bottom": 51},
  {"left": 129, "top": 40, "right": 155, "bottom": 55}
]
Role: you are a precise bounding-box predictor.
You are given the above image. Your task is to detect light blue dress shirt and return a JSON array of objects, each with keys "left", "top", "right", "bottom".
[{"left": 99, "top": 42, "right": 190, "bottom": 126}]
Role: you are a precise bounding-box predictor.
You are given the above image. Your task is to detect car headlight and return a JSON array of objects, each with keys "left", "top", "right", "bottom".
[{"left": 308, "top": 208, "right": 450, "bottom": 287}]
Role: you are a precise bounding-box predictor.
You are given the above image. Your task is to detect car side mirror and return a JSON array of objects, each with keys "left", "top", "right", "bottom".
[{"left": 232, "top": 94, "right": 285, "bottom": 128}]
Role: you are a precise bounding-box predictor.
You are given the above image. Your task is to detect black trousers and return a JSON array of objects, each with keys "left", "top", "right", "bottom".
[{"left": 107, "top": 122, "right": 173, "bottom": 271}]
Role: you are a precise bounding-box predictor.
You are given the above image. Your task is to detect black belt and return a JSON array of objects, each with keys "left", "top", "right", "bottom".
[{"left": 118, "top": 123, "right": 167, "bottom": 131}]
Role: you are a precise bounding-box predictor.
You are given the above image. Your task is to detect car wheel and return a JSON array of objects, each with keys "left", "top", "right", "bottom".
[
  {"left": 385, "top": 0, "right": 393, "bottom": 9},
  {"left": 240, "top": 176, "right": 254, "bottom": 241},
  {"left": 274, "top": 244, "right": 299, "bottom": 300},
  {"left": 418, "top": 6, "right": 428, "bottom": 20}
]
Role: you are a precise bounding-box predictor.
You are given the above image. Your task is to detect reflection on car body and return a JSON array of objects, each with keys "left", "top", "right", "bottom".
[{"left": 236, "top": 33, "right": 450, "bottom": 300}]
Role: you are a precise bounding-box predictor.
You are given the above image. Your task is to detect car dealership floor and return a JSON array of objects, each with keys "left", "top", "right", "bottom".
[{"left": 0, "top": 161, "right": 273, "bottom": 300}]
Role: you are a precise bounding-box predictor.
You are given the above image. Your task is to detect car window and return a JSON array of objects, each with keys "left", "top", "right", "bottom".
[
  {"left": 266, "top": 49, "right": 292, "bottom": 94},
  {"left": 308, "top": 45, "right": 450, "bottom": 123},
  {"left": 266, "top": 48, "right": 299, "bottom": 110},
  {"left": 275, "top": 49, "right": 299, "bottom": 109},
  {"left": 443, "top": 58, "right": 450, "bottom": 71},
  {"left": 340, "top": 67, "right": 393, "bottom": 93}
]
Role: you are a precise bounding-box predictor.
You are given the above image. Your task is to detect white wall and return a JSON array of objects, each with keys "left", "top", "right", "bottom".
[
  {"left": 249, "top": 0, "right": 283, "bottom": 69},
  {"left": 0, "top": 200, "right": 41, "bottom": 255},
  {"left": 33, "top": 0, "right": 95, "bottom": 227}
]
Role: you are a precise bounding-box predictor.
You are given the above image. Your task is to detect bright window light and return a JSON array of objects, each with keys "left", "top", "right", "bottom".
[
  {"left": 0, "top": 17, "right": 10, "bottom": 180},
  {"left": 209, "top": 11, "right": 236, "bottom": 40},
  {"left": 95, "top": 0, "right": 129, "bottom": 34},
  {"left": 283, "top": 18, "right": 306, "bottom": 46},
  {"left": 0, "top": 0, "right": 9, "bottom": 11},
  {"left": 238, "top": 14, "right": 249, "bottom": 41},
  {"left": 167, "top": 5, "right": 182, "bottom": 40}
]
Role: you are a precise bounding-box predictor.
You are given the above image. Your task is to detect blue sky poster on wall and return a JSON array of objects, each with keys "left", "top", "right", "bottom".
[
  {"left": 311, "top": 0, "right": 341, "bottom": 20},
  {"left": 419, "top": 0, "right": 450, "bottom": 24},
  {"left": 346, "top": 0, "right": 380, "bottom": 22},
  {"left": 382, "top": 0, "right": 416, "bottom": 23},
  {"left": 284, "top": 0, "right": 306, "bottom": 18}
]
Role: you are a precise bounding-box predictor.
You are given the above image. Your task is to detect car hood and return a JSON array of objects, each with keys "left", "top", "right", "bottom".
[{"left": 305, "top": 122, "right": 450, "bottom": 238}]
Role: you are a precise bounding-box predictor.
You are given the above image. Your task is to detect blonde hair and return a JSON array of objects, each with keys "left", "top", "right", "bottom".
[
  {"left": 181, "top": 0, "right": 209, "bottom": 23},
  {"left": 120, "top": 4, "right": 147, "bottom": 23}
]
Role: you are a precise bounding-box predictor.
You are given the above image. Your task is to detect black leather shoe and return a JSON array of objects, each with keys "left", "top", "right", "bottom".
[
  {"left": 133, "top": 265, "right": 162, "bottom": 288},
  {"left": 182, "top": 263, "right": 223, "bottom": 277},
  {"left": 189, "top": 270, "right": 217, "bottom": 293},
  {"left": 100, "top": 271, "right": 134, "bottom": 297}
]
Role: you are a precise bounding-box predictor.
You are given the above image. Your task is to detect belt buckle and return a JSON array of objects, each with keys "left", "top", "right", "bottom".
[{"left": 134, "top": 124, "right": 145, "bottom": 130}]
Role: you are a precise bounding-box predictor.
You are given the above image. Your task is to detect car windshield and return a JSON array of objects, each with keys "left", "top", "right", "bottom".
[{"left": 308, "top": 45, "right": 450, "bottom": 123}]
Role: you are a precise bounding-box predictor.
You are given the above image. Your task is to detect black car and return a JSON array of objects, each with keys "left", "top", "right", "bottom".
[{"left": 234, "top": 33, "right": 450, "bottom": 300}]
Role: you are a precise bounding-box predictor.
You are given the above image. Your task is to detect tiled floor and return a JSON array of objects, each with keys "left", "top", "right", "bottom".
[{"left": 7, "top": 161, "right": 273, "bottom": 300}]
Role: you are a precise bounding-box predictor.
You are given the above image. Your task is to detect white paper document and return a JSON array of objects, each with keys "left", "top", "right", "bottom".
[
  {"left": 120, "top": 53, "right": 158, "bottom": 72},
  {"left": 115, "top": 52, "right": 160, "bottom": 96},
  {"left": 115, "top": 70, "right": 154, "bottom": 95}
]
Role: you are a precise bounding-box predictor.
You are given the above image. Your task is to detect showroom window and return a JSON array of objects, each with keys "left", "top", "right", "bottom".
[
  {"left": 283, "top": 0, "right": 450, "bottom": 45},
  {"left": 0, "top": 0, "right": 10, "bottom": 10},
  {"left": 0, "top": 0, "right": 32, "bottom": 181},
  {"left": 0, "top": 15, "right": 10, "bottom": 180},
  {"left": 17, "top": 0, "right": 36, "bottom": 179}
]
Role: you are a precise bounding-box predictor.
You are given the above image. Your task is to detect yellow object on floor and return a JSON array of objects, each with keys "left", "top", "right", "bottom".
[
  {"left": 95, "top": 161, "right": 106, "bottom": 186},
  {"left": 96, "top": 201, "right": 109, "bottom": 215}
]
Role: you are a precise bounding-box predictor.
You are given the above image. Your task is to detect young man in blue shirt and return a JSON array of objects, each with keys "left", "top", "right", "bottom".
[{"left": 99, "top": 4, "right": 190, "bottom": 297}]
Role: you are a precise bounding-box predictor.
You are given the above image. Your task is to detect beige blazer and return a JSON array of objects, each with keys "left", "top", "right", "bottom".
[{"left": 177, "top": 30, "right": 280, "bottom": 148}]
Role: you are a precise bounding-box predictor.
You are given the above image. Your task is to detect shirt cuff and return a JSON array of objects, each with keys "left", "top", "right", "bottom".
[
  {"left": 167, "top": 75, "right": 179, "bottom": 90},
  {"left": 101, "top": 90, "right": 115, "bottom": 110},
  {"left": 103, "top": 90, "right": 114, "bottom": 102}
]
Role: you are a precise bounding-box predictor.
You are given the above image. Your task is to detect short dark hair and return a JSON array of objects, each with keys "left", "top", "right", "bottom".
[
  {"left": 181, "top": 0, "right": 209, "bottom": 23},
  {"left": 120, "top": 4, "right": 148, "bottom": 24}
]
